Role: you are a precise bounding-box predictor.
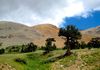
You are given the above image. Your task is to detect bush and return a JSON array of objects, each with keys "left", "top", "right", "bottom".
[
  {"left": 14, "top": 58, "right": 27, "bottom": 64},
  {"left": 87, "top": 38, "right": 100, "bottom": 49},
  {"left": 0, "top": 48, "right": 5, "bottom": 54},
  {"left": 52, "top": 43, "right": 57, "bottom": 50},
  {"left": 43, "top": 43, "right": 57, "bottom": 54},
  {"left": 6, "top": 45, "right": 21, "bottom": 53},
  {"left": 21, "top": 42, "right": 37, "bottom": 53},
  {"left": 39, "top": 46, "right": 45, "bottom": 50},
  {"left": 43, "top": 38, "right": 56, "bottom": 55},
  {"left": 5, "top": 42, "right": 37, "bottom": 53},
  {"left": 80, "top": 41, "right": 87, "bottom": 49}
]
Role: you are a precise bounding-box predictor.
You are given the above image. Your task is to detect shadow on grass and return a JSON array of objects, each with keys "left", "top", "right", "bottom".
[{"left": 43, "top": 52, "right": 72, "bottom": 64}]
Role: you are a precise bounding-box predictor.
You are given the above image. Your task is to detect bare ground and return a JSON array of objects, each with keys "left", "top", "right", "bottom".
[{"left": 0, "top": 63, "right": 16, "bottom": 70}]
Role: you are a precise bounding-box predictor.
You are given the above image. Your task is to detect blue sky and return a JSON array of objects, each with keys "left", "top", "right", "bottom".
[{"left": 61, "top": 11, "right": 100, "bottom": 30}]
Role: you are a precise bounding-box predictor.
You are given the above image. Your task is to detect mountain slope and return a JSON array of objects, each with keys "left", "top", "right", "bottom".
[
  {"left": 81, "top": 26, "right": 100, "bottom": 43},
  {"left": 33, "top": 24, "right": 65, "bottom": 48},
  {"left": 0, "top": 21, "right": 99, "bottom": 48},
  {"left": 81, "top": 26, "right": 100, "bottom": 37},
  {"left": 0, "top": 21, "right": 42, "bottom": 47},
  {"left": 33, "top": 24, "right": 100, "bottom": 46}
]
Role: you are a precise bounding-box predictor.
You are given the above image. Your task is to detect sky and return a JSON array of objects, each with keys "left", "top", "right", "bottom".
[
  {"left": 62, "top": 11, "right": 100, "bottom": 30},
  {"left": 0, "top": 0, "right": 100, "bottom": 30}
]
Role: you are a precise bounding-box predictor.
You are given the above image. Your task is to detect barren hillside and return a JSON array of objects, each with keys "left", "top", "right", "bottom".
[
  {"left": 0, "top": 21, "right": 42, "bottom": 47},
  {"left": 81, "top": 26, "right": 100, "bottom": 43},
  {"left": 0, "top": 21, "right": 100, "bottom": 48},
  {"left": 33, "top": 24, "right": 65, "bottom": 48}
]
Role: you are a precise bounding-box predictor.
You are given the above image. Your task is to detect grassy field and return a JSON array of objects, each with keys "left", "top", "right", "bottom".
[{"left": 0, "top": 49, "right": 100, "bottom": 70}]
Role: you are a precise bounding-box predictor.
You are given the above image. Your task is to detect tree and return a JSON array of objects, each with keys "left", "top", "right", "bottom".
[
  {"left": 0, "top": 48, "right": 5, "bottom": 54},
  {"left": 59, "top": 25, "right": 81, "bottom": 56},
  {"left": 52, "top": 43, "right": 57, "bottom": 50},
  {"left": 80, "top": 41, "right": 87, "bottom": 49},
  {"left": 43, "top": 38, "right": 56, "bottom": 54},
  {"left": 6, "top": 45, "right": 21, "bottom": 53},
  {"left": 27, "top": 42, "right": 37, "bottom": 51},
  {"left": 87, "top": 37, "right": 100, "bottom": 49},
  {"left": 20, "top": 42, "right": 37, "bottom": 53}
]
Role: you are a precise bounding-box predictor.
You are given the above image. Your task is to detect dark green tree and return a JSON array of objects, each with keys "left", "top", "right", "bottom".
[
  {"left": 80, "top": 41, "right": 87, "bottom": 49},
  {"left": 6, "top": 45, "right": 21, "bottom": 53},
  {"left": 43, "top": 38, "right": 56, "bottom": 54},
  {"left": 0, "top": 48, "right": 5, "bottom": 54},
  {"left": 59, "top": 25, "right": 81, "bottom": 56},
  {"left": 27, "top": 42, "right": 37, "bottom": 52},
  {"left": 52, "top": 43, "right": 57, "bottom": 50},
  {"left": 21, "top": 42, "right": 37, "bottom": 53},
  {"left": 87, "top": 37, "right": 100, "bottom": 49}
]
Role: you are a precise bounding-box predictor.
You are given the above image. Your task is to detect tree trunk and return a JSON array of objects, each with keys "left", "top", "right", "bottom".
[{"left": 64, "top": 37, "right": 72, "bottom": 56}]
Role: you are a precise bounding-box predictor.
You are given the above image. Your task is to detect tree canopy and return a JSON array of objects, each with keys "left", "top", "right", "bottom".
[{"left": 59, "top": 25, "right": 81, "bottom": 56}]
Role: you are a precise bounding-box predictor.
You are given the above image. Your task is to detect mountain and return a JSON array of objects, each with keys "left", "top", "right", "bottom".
[
  {"left": 81, "top": 26, "right": 100, "bottom": 43},
  {"left": 0, "top": 21, "right": 42, "bottom": 47},
  {"left": 32, "top": 24, "right": 65, "bottom": 48},
  {"left": 0, "top": 21, "right": 100, "bottom": 48},
  {"left": 0, "top": 21, "right": 64, "bottom": 48},
  {"left": 81, "top": 26, "right": 100, "bottom": 37}
]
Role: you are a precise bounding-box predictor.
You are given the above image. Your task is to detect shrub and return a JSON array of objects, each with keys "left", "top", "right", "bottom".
[
  {"left": 14, "top": 58, "right": 27, "bottom": 64},
  {"left": 43, "top": 38, "right": 56, "bottom": 55},
  {"left": 39, "top": 46, "right": 45, "bottom": 50},
  {"left": 5, "top": 42, "right": 37, "bottom": 53},
  {"left": 20, "top": 42, "right": 37, "bottom": 53},
  {"left": 80, "top": 41, "right": 87, "bottom": 49},
  {"left": 0, "top": 48, "right": 5, "bottom": 54},
  {"left": 52, "top": 43, "right": 57, "bottom": 50},
  {"left": 6, "top": 45, "right": 21, "bottom": 53},
  {"left": 87, "top": 37, "right": 100, "bottom": 49}
]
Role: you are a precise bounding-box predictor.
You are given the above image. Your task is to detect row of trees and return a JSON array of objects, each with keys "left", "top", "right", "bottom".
[
  {"left": 0, "top": 38, "right": 57, "bottom": 54},
  {"left": 5, "top": 42, "right": 37, "bottom": 53},
  {"left": 63, "top": 40, "right": 100, "bottom": 49},
  {"left": 0, "top": 42, "right": 38, "bottom": 54},
  {"left": 0, "top": 36, "right": 99, "bottom": 55},
  {"left": 87, "top": 38, "right": 100, "bottom": 49}
]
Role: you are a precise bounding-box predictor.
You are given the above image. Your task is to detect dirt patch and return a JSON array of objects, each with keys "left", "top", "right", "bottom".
[{"left": 0, "top": 63, "right": 16, "bottom": 70}]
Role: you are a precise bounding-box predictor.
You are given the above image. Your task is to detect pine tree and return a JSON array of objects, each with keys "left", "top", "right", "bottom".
[{"left": 59, "top": 25, "right": 81, "bottom": 56}]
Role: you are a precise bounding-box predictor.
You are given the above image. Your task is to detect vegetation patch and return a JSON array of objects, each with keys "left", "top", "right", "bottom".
[
  {"left": 0, "top": 48, "right": 5, "bottom": 54},
  {"left": 59, "top": 53, "right": 77, "bottom": 67},
  {"left": 81, "top": 50, "right": 100, "bottom": 70},
  {"left": 14, "top": 58, "right": 27, "bottom": 64}
]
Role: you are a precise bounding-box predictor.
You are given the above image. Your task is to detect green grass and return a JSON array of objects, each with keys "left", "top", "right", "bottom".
[
  {"left": 59, "top": 53, "right": 77, "bottom": 67},
  {"left": 25, "top": 53, "right": 51, "bottom": 70},
  {"left": 0, "top": 49, "right": 100, "bottom": 70},
  {"left": 0, "top": 53, "right": 26, "bottom": 70},
  {"left": 81, "top": 49, "right": 100, "bottom": 70},
  {"left": 0, "top": 50, "right": 65, "bottom": 70},
  {"left": 0, "top": 51, "right": 52, "bottom": 70}
]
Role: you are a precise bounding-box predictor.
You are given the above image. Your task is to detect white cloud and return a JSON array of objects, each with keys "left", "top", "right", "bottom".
[
  {"left": 0, "top": 0, "right": 100, "bottom": 27},
  {"left": 82, "top": 0, "right": 100, "bottom": 11}
]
